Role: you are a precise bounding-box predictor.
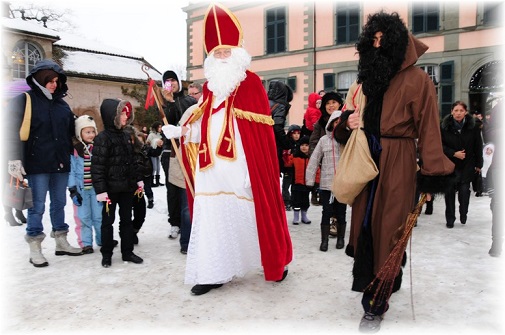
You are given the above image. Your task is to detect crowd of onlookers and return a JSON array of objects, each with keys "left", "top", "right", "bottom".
[{"left": 271, "top": 85, "right": 500, "bottom": 257}]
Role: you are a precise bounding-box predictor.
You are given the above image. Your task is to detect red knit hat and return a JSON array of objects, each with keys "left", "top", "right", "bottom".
[{"left": 203, "top": 3, "right": 243, "bottom": 55}]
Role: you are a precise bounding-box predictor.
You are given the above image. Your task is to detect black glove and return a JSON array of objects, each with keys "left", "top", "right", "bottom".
[{"left": 69, "top": 186, "right": 83, "bottom": 206}]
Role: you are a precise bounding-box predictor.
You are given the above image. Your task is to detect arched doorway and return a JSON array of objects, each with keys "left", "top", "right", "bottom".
[{"left": 468, "top": 60, "right": 503, "bottom": 117}]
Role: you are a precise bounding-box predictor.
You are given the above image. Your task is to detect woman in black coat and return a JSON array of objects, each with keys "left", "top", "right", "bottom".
[{"left": 441, "top": 101, "right": 483, "bottom": 228}]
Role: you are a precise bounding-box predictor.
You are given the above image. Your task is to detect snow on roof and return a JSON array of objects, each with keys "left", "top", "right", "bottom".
[
  {"left": 55, "top": 31, "right": 144, "bottom": 59},
  {"left": 61, "top": 49, "right": 161, "bottom": 81},
  {"left": 1, "top": 17, "right": 60, "bottom": 39},
  {"left": 2, "top": 17, "right": 162, "bottom": 82}
]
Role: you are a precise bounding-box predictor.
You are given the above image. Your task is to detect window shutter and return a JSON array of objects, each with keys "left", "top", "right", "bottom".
[{"left": 439, "top": 61, "right": 454, "bottom": 118}]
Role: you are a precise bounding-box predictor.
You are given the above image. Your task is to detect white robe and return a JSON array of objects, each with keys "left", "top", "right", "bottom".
[{"left": 184, "top": 97, "right": 262, "bottom": 285}]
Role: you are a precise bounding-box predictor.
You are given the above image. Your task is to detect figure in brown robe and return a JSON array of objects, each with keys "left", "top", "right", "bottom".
[{"left": 334, "top": 11, "right": 455, "bottom": 332}]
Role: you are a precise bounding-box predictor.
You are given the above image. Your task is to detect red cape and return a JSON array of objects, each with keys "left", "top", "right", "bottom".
[{"left": 181, "top": 70, "right": 292, "bottom": 281}]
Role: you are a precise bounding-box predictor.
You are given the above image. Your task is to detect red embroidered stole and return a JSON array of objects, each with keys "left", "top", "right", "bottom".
[{"left": 198, "top": 91, "right": 238, "bottom": 171}]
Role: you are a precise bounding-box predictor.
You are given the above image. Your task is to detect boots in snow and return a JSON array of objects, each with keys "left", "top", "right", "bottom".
[
  {"left": 424, "top": 199, "right": 433, "bottom": 215},
  {"left": 156, "top": 175, "right": 164, "bottom": 187},
  {"left": 301, "top": 210, "right": 311, "bottom": 224},
  {"left": 329, "top": 217, "right": 338, "bottom": 237},
  {"left": 25, "top": 233, "right": 49, "bottom": 267},
  {"left": 336, "top": 223, "right": 346, "bottom": 249},
  {"left": 4, "top": 210, "right": 21, "bottom": 226},
  {"left": 151, "top": 176, "right": 158, "bottom": 187},
  {"left": 147, "top": 198, "right": 154, "bottom": 209},
  {"left": 293, "top": 210, "right": 300, "bottom": 225},
  {"left": 51, "top": 230, "right": 84, "bottom": 256},
  {"left": 320, "top": 224, "right": 330, "bottom": 252},
  {"left": 15, "top": 210, "right": 27, "bottom": 223}
]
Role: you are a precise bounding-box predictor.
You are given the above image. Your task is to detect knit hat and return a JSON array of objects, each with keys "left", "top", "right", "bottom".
[
  {"left": 162, "top": 70, "right": 179, "bottom": 83},
  {"left": 299, "top": 135, "right": 310, "bottom": 146},
  {"left": 287, "top": 124, "right": 301, "bottom": 134},
  {"left": 33, "top": 69, "right": 58, "bottom": 86},
  {"left": 162, "top": 70, "right": 181, "bottom": 93},
  {"left": 320, "top": 91, "right": 344, "bottom": 112},
  {"left": 75, "top": 115, "right": 97, "bottom": 143}
]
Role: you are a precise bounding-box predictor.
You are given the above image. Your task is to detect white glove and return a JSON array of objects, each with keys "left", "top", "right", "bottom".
[
  {"left": 96, "top": 192, "right": 109, "bottom": 202},
  {"left": 8, "top": 160, "right": 26, "bottom": 181},
  {"left": 137, "top": 181, "right": 144, "bottom": 189},
  {"left": 162, "top": 124, "right": 182, "bottom": 139}
]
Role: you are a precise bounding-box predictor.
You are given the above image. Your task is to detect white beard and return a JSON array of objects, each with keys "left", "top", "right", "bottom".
[{"left": 205, "top": 48, "right": 251, "bottom": 100}]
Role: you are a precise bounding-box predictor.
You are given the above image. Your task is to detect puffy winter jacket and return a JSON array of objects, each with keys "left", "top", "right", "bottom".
[
  {"left": 303, "top": 93, "right": 322, "bottom": 132},
  {"left": 306, "top": 112, "right": 343, "bottom": 191},
  {"left": 5, "top": 60, "right": 75, "bottom": 174},
  {"left": 91, "top": 99, "right": 138, "bottom": 194},
  {"left": 268, "top": 81, "right": 293, "bottom": 172}
]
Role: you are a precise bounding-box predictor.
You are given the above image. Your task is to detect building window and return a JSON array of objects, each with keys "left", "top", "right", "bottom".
[
  {"left": 418, "top": 64, "right": 440, "bottom": 94},
  {"left": 337, "top": 71, "right": 358, "bottom": 100},
  {"left": 323, "top": 73, "right": 336, "bottom": 92},
  {"left": 11, "top": 40, "right": 43, "bottom": 79},
  {"left": 287, "top": 76, "right": 297, "bottom": 92},
  {"left": 335, "top": 2, "right": 360, "bottom": 45},
  {"left": 483, "top": 2, "right": 502, "bottom": 26},
  {"left": 266, "top": 6, "right": 286, "bottom": 54},
  {"left": 412, "top": 3, "right": 439, "bottom": 34}
]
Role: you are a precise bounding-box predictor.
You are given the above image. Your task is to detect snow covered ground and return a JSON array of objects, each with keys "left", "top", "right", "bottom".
[{"left": 1, "top": 181, "right": 503, "bottom": 335}]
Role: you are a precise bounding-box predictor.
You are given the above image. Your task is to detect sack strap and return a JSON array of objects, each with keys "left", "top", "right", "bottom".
[
  {"left": 270, "top": 103, "right": 279, "bottom": 113},
  {"left": 19, "top": 92, "right": 31, "bottom": 141},
  {"left": 351, "top": 84, "right": 361, "bottom": 108}
]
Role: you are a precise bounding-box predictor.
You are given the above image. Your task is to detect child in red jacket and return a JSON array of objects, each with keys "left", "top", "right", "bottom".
[{"left": 285, "top": 136, "right": 312, "bottom": 225}]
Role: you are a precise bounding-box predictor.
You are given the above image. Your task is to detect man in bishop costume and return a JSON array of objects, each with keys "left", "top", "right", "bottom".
[{"left": 163, "top": 3, "right": 292, "bottom": 296}]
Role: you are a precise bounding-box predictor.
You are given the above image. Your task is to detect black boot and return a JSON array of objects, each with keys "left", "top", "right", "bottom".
[
  {"left": 147, "top": 198, "right": 154, "bottom": 209},
  {"left": 15, "top": 210, "right": 27, "bottom": 223},
  {"left": 336, "top": 223, "right": 346, "bottom": 249},
  {"left": 156, "top": 175, "right": 164, "bottom": 187},
  {"left": 151, "top": 176, "right": 158, "bottom": 187},
  {"left": 320, "top": 225, "right": 330, "bottom": 252},
  {"left": 424, "top": 200, "right": 433, "bottom": 215}
]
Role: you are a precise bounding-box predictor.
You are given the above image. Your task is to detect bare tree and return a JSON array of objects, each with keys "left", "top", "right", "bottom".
[{"left": 9, "top": 2, "right": 75, "bottom": 31}]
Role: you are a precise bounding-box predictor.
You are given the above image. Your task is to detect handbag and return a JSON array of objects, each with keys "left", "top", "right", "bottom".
[
  {"left": 331, "top": 82, "right": 378, "bottom": 205},
  {"left": 472, "top": 171, "right": 483, "bottom": 194},
  {"left": 3, "top": 177, "right": 33, "bottom": 210}
]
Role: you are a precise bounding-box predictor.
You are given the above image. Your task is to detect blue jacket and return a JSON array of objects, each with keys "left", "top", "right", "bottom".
[
  {"left": 5, "top": 60, "right": 75, "bottom": 174},
  {"left": 68, "top": 144, "right": 93, "bottom": 192}
]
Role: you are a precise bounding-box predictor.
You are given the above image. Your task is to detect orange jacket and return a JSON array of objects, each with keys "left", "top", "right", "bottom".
[{"left": 285, "top": 154, "right": 320, "bottom": 185}]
